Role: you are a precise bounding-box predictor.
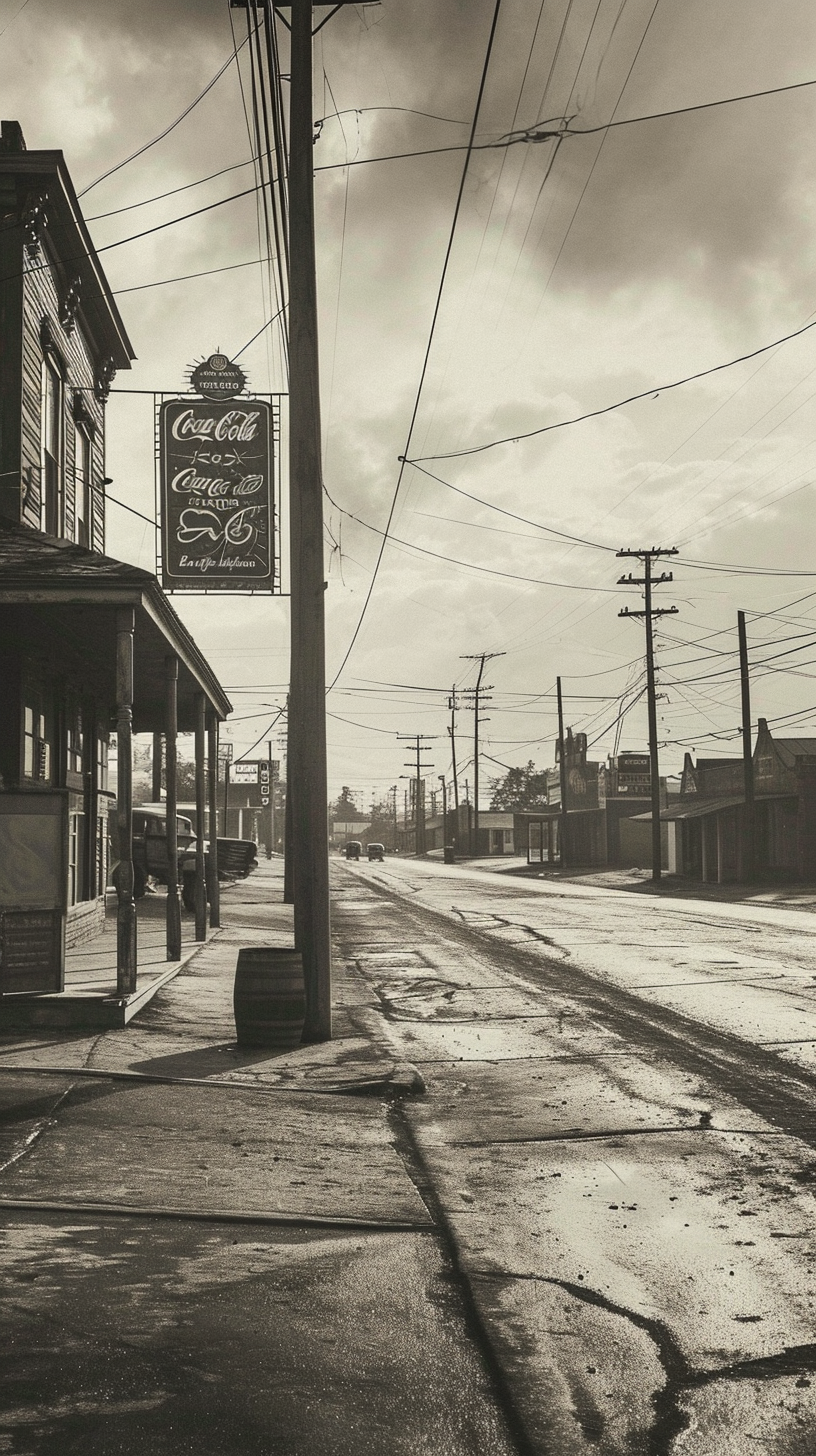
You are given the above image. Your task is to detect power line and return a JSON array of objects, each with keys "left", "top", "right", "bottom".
[
  {"left": 323, "top": 483, "right": 619, "bottom": 591},
  {"left": 407, "top": 311, "right": 816, "bottom": 464},
  {"left": 506, "top": 72, "right": 816, "bottom": 143},
  {"left": 77, "top": 35, "right": 252, "bottom": 197},
  {"left": 406, "top": 460, "right": 617, "bottom": 552},
  {"left": 327, "top": 0, "right": 506, "bottom": 691},
  {"left": 309, "top": 74, "right": 816, "bottom": 173},
  {"left": 233, "top": 304, "right": 288, "bottom": 359},
  {"left": 85, "top": 157, "right": 260, "bottom": 221},
  {"left": 113, "top": 254, "right": 274, "bottom": 296},
  {"left": 2, "top": 184, "right": 264, "bottom": 290}
]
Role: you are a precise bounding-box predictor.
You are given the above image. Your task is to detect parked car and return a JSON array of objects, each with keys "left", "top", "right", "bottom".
[
  {"left": 128, "top": 809, "right": 195, "bottom": 899},
  {"left": 345, "top": 840, "right": 362, "bottom": 860},
  {"left": 116, "top": 810, "right": 257, "bottom": 906},
  {"left": 366, "top": 842, "right": 385, "bottom": 861},
  {"left": 181, "top": 838, "right": 258, "bottom": 911}
]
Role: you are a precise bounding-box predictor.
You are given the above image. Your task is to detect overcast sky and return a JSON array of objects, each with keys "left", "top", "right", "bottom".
[{"left": 4, "top": 0, "right": 816, "bottom": 804}]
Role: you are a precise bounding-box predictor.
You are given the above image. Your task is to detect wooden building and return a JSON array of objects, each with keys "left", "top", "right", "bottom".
[
  {"left": 0, "top": 120, "right": 230, "bottom": 1007},
  {"left": 519, "top": 741, "right": 666, "bottom": 870},
  {"left": 663, "top": 721, "right": 816, "bottom": 883}
]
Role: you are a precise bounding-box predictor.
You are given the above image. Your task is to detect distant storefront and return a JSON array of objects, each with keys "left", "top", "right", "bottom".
[
  {"left": 663, "top": 720, "right": 816, "bottom": 883},
  {"left": 518, "top": 738, "right": 662, "bottom": 870}
]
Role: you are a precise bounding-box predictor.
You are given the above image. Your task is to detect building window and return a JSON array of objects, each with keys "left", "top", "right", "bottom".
[
  {"left": 66, "top": 707, "right": 84, "bottom": 778},
  {"left": 74, "top": 423, "right": 91, "bottom": 548},
  {"left": 68, "top": 811, "right": 79, "bottom": 904},
  {"left": 23, "top": 705, "right": 50, "bottom": 782},
  {"left": 41, "top": 353, "right": 63, "bottom": 536},
  {"left": 96, "top": 811, "right": 109, "bottom": 895},
  {"left": 96, "top": 734, "right": 109, "bottom": 792}
]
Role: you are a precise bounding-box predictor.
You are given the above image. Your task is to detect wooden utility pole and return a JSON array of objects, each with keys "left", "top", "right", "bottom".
[
  {"left": 461, "top": 651, "right": 504, "bottom": 856},
  {"left": 399, "top": 735, "right": 434, "bottom": 855},
  {"left": 287, "top": 0, "right": 362, "bottom": 1039},
  {"left": 556, "top": 676, "right": 569, "bottom": 871},
  {"left": 738, "top": 610, "right": 755, "bottom": 882},
  {"left": 438, "top": 774, "right": 447, "bottom": 847},
  {"left": 266, "top": 739, "right": 274, "bottom": 859},
  {"left": 618, "top": 547, "right": 678, "bottom": 883},
  {"left": 115, "top": 608, "right": 137, "bottom": 993},
  {"left": 448, "top": 686, "right": 460, "bottom": 843},
  {"left": 207, "top": 717, "right": 221, "bottom": 929},
  {"left": 194, "top": 692, "right": 208, "bottom": 940}
]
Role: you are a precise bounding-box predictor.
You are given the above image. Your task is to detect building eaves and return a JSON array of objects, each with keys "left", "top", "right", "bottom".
[
  {"left": 0, "top": 524, "right": 231, "bottom": 719},
  {"left": 1, "top": 148, "right": 135, "bottom": 370}
]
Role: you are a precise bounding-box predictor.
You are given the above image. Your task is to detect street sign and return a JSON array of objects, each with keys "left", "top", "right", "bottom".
[
  {"left": 159, "top": 398, "right": 274, "bottom": 591},
  {"left": 231, "top": 761, "right": 264, "bottom": 784}
]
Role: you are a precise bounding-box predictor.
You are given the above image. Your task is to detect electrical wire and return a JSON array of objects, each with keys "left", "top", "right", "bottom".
[
  {"left": 406, "top": 459, "right": 617, "bottom": 552},
  {"left": 1, "top": 184, "right": 265, "bottom": 292},
  {"left": 323, "top": 483, "right": 618, "bottom": 590},
  {"left": 77, "top": 35, "right": 252, "bottom": 197},
  {"left": 234, "top": 704, "right": 287, "bottom": 763},
  {"left": 327, "top": 0, "right": 506, "bottom": 691},
  {"left": 84, "top": 157, "right": 260, "bottom": 221},
  {"left": 113, "top": 255, "right": 274, "bottom": 296},
  {"left": 233, "top": 304, "right": 288, "bottom": 359},
  {"left": 407, "top": 311, "right": 816, "bottom": 464}
]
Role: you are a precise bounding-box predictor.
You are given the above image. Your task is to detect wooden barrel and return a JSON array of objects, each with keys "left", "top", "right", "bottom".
[{"left": 233, "top": 947, "right": 305, "bottom": 1048}]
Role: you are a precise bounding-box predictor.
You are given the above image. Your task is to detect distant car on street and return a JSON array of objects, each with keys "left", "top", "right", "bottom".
[
  {"left": 345, "top": 840, "right": 362, "bottom": 860},
  {"left": 366, "top": 843, "right": 385, "bottom": 861}
]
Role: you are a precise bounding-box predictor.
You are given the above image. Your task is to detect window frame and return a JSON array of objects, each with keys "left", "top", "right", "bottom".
[
  {"left": 40, "top": 348, "right": 65, "bottom": 537},
  {"left": 73, "top": 419, "right": 92, "bottom": 548}
]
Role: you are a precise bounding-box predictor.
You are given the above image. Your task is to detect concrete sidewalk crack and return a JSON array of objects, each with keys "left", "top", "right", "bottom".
[{"left": 0, "top": 1083, "right": 76, "bottom": 1176}]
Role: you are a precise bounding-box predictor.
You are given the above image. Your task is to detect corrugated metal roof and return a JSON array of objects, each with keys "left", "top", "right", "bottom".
[{"left": 772, "top": 738, "right": 816, "bottom": 767}]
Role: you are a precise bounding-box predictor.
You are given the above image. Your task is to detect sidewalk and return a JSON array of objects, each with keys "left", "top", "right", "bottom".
[
  {"left": 0, "top": 892, "right": 211, "bottom": 1032},
  {"left": 0, "top": 861, "right": 520, "bottom": 1456}
]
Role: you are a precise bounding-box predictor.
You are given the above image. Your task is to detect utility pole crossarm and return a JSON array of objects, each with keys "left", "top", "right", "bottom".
[{"left": 619, "top": 606, "right": 678, "bottom": 620}]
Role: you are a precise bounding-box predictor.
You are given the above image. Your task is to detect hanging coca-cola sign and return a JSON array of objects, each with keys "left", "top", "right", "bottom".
[{"left": 159, "top": 397, "right": 274, "bottom": 591}]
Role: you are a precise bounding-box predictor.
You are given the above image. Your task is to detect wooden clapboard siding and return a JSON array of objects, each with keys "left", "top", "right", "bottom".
[
  {"left": 21, "top": 240, "right": 105, "bottom": 547},
  {"left": 0, "top": 205, "right": 23, "bottom": 524}
]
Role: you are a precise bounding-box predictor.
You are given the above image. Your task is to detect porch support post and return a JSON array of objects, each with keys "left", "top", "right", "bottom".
[
  {"left": 207, "top": 714, "right": 221, "bottom": 929},
  {"left": 164, "top": 656, "right": 181, "bottom": 961},
  {"left": 194, "top": 692, "right": 207, "bottom": 941},
  {"left": 115, "top": 607, "right": 137, "bottom": 994},
  {"left": 152, "top": 730, "right": 163, "bottom": 804}
]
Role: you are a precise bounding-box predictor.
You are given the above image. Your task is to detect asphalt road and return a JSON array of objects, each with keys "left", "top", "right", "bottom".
[
  {"left": 0, "top": 869, "right": 520, "bottom": 1456},
  {"left": 334, "top": 856, "right": 816, "bottom": 1456}
]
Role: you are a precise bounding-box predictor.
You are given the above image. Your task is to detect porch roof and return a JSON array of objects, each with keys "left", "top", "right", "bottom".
[
  {"left": 653, "top": 793, "right": 792, "bottom": 823},
  {"left": 0, "top": 523, "right": 231, "bottom": 730}
]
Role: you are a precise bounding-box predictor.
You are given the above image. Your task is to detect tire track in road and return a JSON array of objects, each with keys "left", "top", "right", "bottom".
[
  {"left": 335, "top": 871, "right": 816, "bottom": 1152},
  {"left": 333, "top": 870, "right": 816, "bottom": 1454}
]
